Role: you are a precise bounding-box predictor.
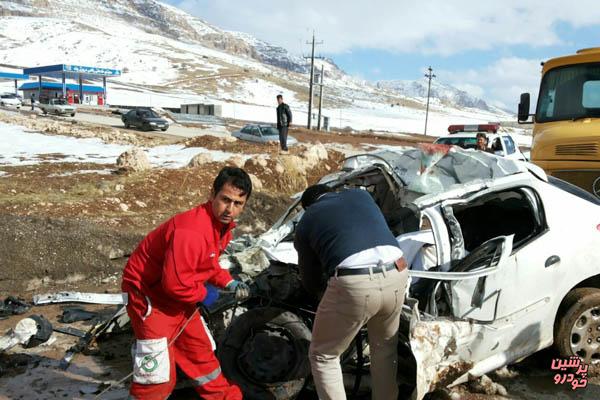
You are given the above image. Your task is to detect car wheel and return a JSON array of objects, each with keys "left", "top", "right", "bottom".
[
  {"left": 161, "top": 127, "right": 168, "bottom": 132},
  {"left": 142, "top": 123, "right": 151, "bottom": 131},
  {"left": 70, "top": 113, "right": 75, "bottom": 117},
  {"left": 218, "top": 307, "right": 311, "bottom": 400},
  {"left": 42, "top": 110, "right": 47, "bottom": 115},
  {"left": 555, "top": 287, "right": 600, "bottom": 363}
]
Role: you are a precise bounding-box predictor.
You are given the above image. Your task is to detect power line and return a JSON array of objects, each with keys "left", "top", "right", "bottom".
[
  {"left": 316, "top": 64, "right": 325, "bottom": 131},
  {"left": 424, "top": 66, "right": 436, "bottom": 136},
  {"left": 304, "top": 31, "right": 323, "bottom": 129}
]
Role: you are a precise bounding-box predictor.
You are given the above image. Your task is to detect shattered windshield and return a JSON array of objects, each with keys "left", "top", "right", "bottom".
[{"left": 375, "top": 146, "right": 526, "bottom": 195}]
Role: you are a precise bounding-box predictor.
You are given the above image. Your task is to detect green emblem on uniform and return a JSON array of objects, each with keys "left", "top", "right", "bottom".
[{"left": 141, "top": 355, "right": 158, "bottom": 372}]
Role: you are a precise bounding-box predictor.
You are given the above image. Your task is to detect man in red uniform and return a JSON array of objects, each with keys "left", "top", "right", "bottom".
[{"left": 122, "top": 167, "right": 252, "bottom": 400}]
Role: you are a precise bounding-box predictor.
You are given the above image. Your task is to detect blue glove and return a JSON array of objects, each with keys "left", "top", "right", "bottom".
[{"left": 200, "top": 284, "right": 219, "bottom": 307}]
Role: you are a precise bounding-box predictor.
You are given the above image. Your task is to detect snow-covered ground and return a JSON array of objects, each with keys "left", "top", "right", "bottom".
[{"left": 0, "top": 122, "right": 249, "bottom": 168}]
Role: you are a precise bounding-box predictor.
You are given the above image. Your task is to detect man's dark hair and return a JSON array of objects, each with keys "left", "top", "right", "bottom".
[
  {"left": 476, "top": 132, "right": 487, "bottom": 141},
  {"left": 276, "top": 94, "right": 283, "bottom": 100},
  {"left": 213, "top": 167, "right": 252, "bottom": 198},
  {"left": 301, "top": 184, "right": 332, "bottom": 209}
]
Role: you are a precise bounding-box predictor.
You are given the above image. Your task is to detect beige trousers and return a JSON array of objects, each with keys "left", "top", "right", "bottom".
[{"left": 309, "top": 267, "right": 408, "bottom": 400}]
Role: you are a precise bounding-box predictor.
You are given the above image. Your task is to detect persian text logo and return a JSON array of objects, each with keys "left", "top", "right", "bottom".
[{"left": 551, "top": 357, "right": 588, "bottom": 390}]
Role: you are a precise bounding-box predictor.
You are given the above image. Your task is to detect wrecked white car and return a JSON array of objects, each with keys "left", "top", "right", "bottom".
[{"left": 208, "top": 145, "right": 600, "bottom": 399}]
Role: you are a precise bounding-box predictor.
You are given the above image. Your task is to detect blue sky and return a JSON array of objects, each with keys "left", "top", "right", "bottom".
[{"left": 166, "top": 0, "right": 600, "bottom": 109}]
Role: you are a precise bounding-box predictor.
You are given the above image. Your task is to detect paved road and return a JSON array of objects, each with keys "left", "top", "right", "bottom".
[
  {"left": 73, "top": 111, "right": 230, "bottom": 139},
  {"left": 0, "top": 105, "right": 230, "bottom": 140}
]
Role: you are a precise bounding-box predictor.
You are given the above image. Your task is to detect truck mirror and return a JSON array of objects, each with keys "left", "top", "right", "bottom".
[{"left": 518, "top": 93, "right": 531, "bottom": 122}]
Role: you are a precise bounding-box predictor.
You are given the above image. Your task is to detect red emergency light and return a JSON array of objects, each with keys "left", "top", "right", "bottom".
[{"left": 448, "top": 124, "right": 499, "bottom": 134}]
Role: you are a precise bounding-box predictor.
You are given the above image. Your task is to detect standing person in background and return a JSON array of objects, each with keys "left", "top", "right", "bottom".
[
  {"left": 30, "top": 93, "right": 35, "bottom": 111},
  {"left": 276, "top": 94, "right": 292, "bottom": 153}
]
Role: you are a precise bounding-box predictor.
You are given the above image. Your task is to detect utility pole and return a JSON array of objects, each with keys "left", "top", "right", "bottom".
[
  {"left": 317, "top": 64, "right": 324, "bottom": 131},
  {"left": 304, "top": 32, "right": 323, "bottom": 129},
  {"left": 424, "top": 66, "right": 436, "bottom": 136}
]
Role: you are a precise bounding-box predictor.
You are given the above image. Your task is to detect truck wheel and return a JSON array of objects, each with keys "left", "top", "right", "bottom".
[
  {"left": 555, "top": 288, "right": 600, "bottom": 363},
  {"left": 218, "top": 307, "right": 311, "bottom": 400}
]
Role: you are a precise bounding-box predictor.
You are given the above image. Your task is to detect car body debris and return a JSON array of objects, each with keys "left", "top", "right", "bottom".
[
  {"left": 0, "top": 296, "right": 31, "bottom": 318},
  {"left": 33, "top": 291, "right": 128, "bottom": 305},
  {"left": 0, "top": 315, "right": 53, "bottom": 352}
]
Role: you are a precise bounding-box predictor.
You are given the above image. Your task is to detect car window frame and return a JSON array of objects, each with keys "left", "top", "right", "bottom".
[{"left": 502, "top": 136, "right": 517, "bottom": 155}]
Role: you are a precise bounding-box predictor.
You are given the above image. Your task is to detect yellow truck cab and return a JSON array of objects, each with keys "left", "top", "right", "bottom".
[{"left": 518, "top": 47, "right": 600, "bottom": 198}]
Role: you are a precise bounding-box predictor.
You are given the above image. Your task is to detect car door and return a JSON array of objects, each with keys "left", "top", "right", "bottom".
[
  {"left": 127, "top": 110, "right": 138, "bottom": 127},
  {"left": 238, "top": 126, "right": 254, "bottom": 142},
  {"left": 247, "top": 126, "right": 262, "bottom": 143},
  {"left": 424, "top": 184, "right": 561, "bottom": 355}
]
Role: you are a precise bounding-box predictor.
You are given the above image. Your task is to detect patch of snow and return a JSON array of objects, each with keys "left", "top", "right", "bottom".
[
  {"left": 47, "top": 169, "right": 114, "bottom": 177},
  {"left": 0, "top": 122, "right": 252, "bottom": 168}
]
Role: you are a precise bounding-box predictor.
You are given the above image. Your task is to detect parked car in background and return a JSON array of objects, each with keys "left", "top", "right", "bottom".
[
  {"left": 232, "top": 124, "right": 298, "bottom": 146},
  {"left": 38, "top": 98, "right": 76, "bottom": 116},
  {"left": 434, "top": 124, "right": 527, "bottom": 161},
  {"left": 121, "top": 108, "right": 169, "bottom": 131},
  {"left": 0, "top": 93, "right": 22, "bottom": 109}
]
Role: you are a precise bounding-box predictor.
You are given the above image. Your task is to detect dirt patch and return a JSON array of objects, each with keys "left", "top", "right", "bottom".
[{"left": 0, "top": 213, "right": 142, "bottom": 294}]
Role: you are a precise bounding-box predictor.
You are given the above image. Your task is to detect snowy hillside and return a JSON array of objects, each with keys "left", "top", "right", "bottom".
[{"left": 0, "top": 0, "right": 514, "bottom": 135}]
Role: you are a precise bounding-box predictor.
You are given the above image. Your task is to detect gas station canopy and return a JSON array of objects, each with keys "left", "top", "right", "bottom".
[
  {"left": 23, "top": 64, "right": 121, "bottom": 80},
  {"left": 23, "top": 64, "right": 121, "bottom": 105}
]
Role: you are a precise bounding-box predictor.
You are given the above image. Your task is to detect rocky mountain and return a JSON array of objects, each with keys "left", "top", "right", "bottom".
[
  {"left": 376, "top": 79, "right": 502, "bottom": 112},
  {"left": 0, "top": 0, "right": 310, "bottom": 73}
]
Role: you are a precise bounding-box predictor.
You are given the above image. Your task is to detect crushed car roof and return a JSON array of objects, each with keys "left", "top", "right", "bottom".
[{"left": 343, "top": 145, "right": 543, "bottom": 196}]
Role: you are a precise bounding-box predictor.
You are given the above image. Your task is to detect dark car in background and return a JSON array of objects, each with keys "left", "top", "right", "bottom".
[
  {"left": 232, "top": 124, "right": 298, "bottom": 146},
  {"left": 121, "top": 108, "right": 169, "bottom": 131}
]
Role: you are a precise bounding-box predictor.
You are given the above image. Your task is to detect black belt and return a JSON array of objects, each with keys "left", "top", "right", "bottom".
[{"left": 335, "top": 262, "right": 396, "bottom": 277}]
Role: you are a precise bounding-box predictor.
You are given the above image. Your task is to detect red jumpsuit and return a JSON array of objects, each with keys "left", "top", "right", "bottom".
[{"left": 122, "top": 201, "right": 243, "bottom": 400}]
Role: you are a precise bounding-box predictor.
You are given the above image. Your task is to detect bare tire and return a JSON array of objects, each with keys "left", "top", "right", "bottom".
[
  {"left": 555, "top": 287, "right": 600, "bottom": 363},
  {"left": 218, "top": 307, "right": 311, "bottom": 400}
]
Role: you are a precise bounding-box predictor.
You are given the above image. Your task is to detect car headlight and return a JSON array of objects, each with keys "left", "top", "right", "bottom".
[{"left": 150, "top": 122, "right": 157, "bottom": 125}]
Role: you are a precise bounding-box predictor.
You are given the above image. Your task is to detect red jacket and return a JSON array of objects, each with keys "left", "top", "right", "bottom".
[{"left": 122, "top": 202, "right": 235, "bottom": 310}]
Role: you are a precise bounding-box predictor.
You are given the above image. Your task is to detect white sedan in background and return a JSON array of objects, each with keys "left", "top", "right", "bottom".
[
  {"left": 0, "top": 93, "right": 22, "bottom": 109},
  {"left": 232, "top": 124, "right": 298, "bottom": 146}
]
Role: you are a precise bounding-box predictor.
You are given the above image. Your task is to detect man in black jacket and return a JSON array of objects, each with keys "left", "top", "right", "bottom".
[
  {"left": 294, "top": 184, "right": 408, "bottom": 400},
  {"left": 276, "top": 94, "right": 292, "bottom": 152}
]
